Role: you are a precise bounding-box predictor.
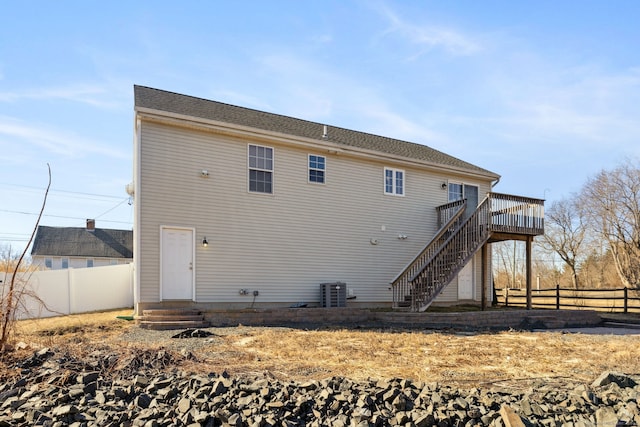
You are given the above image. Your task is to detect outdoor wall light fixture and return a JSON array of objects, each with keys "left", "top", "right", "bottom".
[
  {"left": 441, "top": 182, "right": 447, "bottom": 190},
  {"left": 201, "top": 169, "right": 209, "bottom": 177},
  {"left": 202, "top": 237, "right": 208, "bottom": 247}
]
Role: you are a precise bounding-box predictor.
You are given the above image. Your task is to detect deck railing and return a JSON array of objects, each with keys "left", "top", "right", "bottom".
[
  {"left": 392, "top": 192, "right": 544, "bottom": 311},
  {"left": 391, "top": 200, "right": 467, "bottom": 309},
  {"left": 488, "top": 192, "right": 544, "bottom": 235}
]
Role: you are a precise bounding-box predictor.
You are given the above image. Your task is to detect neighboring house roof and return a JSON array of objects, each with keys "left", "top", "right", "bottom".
[
  {"left": 134, "top": 85, "right": 499, "bottom": 179},
  {"left": 31, "top": 226, "right": 133, "bottom": 259}
]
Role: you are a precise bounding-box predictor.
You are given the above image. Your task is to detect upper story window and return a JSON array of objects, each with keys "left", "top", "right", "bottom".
[
  {"left": 308, "top": 155, "right": 326, "bottom": 184},
  {"left": 248, "top": 144, "right": 273, "bottom": 194},
  {"left": 384, "top": 167, "right": 404, "bottom": 196},
  {"left": 87, "top": 259, "right": 94, "bottom": 268},
  {"left": 448, "top": 183, "right": 463, "bottom": 202},
  {"left": 448, "top": 182, "right": 479, "bottom": 206},
  {"left": 61, "top": 258, "right": 69, "bottom": 269},
  {"left": 44, "top": 258, "right": 52, "bottom": 269}
]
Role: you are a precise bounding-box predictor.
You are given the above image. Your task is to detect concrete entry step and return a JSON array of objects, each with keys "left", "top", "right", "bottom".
[
  {"left": 142, "top": 308, "right": 203, "bottom": 317},
  {"left": 141, "top": 314, "right": 206, "bottom": 322},
  {"left": 137, "top": 308, "right": 210, "bottom": 330}
]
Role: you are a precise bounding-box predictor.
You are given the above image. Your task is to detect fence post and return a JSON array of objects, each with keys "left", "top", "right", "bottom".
[
  {"left": 556, "top": 284, "right": 560, "bottom": 310},
  {"left": 505, "top": 287, "right": 509, "bottom": 307},
  {"left": 624, "top": 287, "right": 628, "bottom": 314}
]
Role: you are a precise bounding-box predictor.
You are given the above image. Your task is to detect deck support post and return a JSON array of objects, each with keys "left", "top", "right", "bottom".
[
  {"left": 481, "top": 243, "right": 487, "bottom": 311},
  {"left": 526, "top": 236, "right": 533, "bottom": 310}
]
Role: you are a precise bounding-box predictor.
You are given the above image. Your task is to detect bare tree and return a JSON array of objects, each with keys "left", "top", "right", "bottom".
[
  {"left": 539, "top": 196, "right": 588, "bottom": 289},
  {"left": 580, "top": 247, "right": 619, "bottom": 288},
  {"left": 580, "top": 159, "right": 640, "bottom": 289},
  {"left": 0, "top": 165, "right": 51, "bottom": 350},
  {"left": 492, "top": 241, "right": 526, "bottom": 289}
]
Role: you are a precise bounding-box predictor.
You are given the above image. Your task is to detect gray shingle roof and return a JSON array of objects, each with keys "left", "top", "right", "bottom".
[
  {"left": 31, "top": 226, "right": 133, "bottom": 258},
  {"left": 134, "top": 85, "right": 499, "bottom": 178}
]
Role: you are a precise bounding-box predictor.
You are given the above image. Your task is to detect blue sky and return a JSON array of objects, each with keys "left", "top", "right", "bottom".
[{"left": 2, "top": 1, "right": 639, "bottom": 253}]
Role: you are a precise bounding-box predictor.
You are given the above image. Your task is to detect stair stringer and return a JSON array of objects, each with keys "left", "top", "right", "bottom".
[
  {"left": 408, "top": 195, "right": 493, "bottom": 311},
  {"left": 413, "top": 232, "right": 491, "bottom": 312}
]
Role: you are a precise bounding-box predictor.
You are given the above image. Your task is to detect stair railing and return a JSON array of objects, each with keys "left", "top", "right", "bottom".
[
  {"left": 409, "top": 195, "right": 492, "bottom": 311},
  {"left": 390, "top": 199, "right": 467, "bottom": 309},
  {"left": 391, "top": 192, "right": 544, "bottom": 311}
]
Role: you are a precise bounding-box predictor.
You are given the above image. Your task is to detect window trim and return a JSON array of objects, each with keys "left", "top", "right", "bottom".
[
  {"left": 384, "top": 167, "right": 405, "bottom": 196},
  {"left": 247, "top": 144, "right": 274, "bottom": 194},
  {"left": 308, "top": 154, "right": 326, "bottom": 184}
]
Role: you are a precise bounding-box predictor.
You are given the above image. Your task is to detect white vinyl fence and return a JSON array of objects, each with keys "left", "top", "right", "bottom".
[{"left": 1, "top": 263, "right": 134, "bottom": 319}]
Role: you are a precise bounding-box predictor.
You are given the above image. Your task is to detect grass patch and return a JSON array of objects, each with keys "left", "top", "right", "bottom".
[{"left": 4, "top": 309, "right": 640, "bottom": 388}]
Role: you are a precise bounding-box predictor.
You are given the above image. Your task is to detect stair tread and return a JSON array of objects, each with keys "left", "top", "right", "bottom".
[
  {"left": 139, "top": 315, "right": 205, "bottom": 322},
  {"left": 143, "top": 308, "right": 202, "bottom": 316}
]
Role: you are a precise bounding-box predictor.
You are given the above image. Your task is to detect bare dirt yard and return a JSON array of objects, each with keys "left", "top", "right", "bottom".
[{"left": 4, "top": 309, "right": 640, "bottom": 390}]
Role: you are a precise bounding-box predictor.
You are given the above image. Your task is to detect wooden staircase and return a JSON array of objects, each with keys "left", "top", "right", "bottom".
[
  {"left": 392, "top": 192, "right": 544, "bottom": 312},
  {"left": 136, "top": 308, "right": 210, "bottom": 330}
]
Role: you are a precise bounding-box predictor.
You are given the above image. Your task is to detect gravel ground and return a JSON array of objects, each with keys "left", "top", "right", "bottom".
[{"left": 117, "top": 325, "right": 293, "bottom": 359}]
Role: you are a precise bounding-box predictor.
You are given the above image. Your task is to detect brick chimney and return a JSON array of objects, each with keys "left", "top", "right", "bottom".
[{"left": 86, "top": 219, "right": 95, "bottom": 232}]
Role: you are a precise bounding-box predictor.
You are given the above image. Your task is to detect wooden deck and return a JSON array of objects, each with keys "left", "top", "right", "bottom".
[{"left": 392, "top": 192, "right": 544, "bottom": 311}]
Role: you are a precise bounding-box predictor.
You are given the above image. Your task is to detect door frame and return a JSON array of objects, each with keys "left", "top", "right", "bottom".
[
  {"left": 447, "top": 181, "right": 479, "bottom": 219},
  {"left": 159, "top": 225, "right": 196, "bottom": 301}
]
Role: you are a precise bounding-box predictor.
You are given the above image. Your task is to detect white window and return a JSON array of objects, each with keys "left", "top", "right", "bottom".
[
  {"left": 308, "top": 155, "right": 326, "bottom": 184},
  {"left": 448, "top": 182, "right": 479, "bottom": 207},
  {"left": 87, "top": 259, "right": 94, "bottom": 268},
  {"left": 44, "top": 258, "right": 52, "bottom": 269},
  {"left": 448, "top": 182, "right": 464, "bottom": 202},
  {"left": 248, "top": 144, "right": 273, "bottom": 193},
  {"left": 61, "top": 258, "right": 69, "bottom": 269},
  {"left": 384, "top": 167, "right": 404, "bottom": 196}
]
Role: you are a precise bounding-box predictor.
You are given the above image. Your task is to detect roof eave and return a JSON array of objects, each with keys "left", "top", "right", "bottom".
[{"left": 135, "top": 107, "right": 500, "bottom": 182}]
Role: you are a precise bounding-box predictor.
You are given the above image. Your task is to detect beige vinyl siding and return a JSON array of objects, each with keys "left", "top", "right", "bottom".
[{"left": 138, "top": 120, "right": 491, "bottom": 306}]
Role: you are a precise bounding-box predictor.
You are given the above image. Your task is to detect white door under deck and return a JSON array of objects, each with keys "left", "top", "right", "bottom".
[
  {"left": 458, "top": 259, "right": 474, "bottom": 300},
  {"left": 160, "top": 226, "right": 195, "bottom": 300}
]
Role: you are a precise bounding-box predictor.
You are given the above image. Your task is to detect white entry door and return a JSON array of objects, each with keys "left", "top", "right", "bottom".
[
  {"left": 458, "top": 259, "right": 474, "bottom": 300},
  {"left": 161, "top": 227, "right": 194, "bottom": 300}
]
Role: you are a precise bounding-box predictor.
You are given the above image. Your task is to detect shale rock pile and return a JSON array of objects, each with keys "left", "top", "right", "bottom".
[{"left": 0, "top": 347, "right": 638, "bottom": 426}]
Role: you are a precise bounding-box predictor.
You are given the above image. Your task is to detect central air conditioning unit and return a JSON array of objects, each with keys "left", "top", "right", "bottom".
[{"left": 320, "top": 282, "right": 347, "bottom": 308}]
